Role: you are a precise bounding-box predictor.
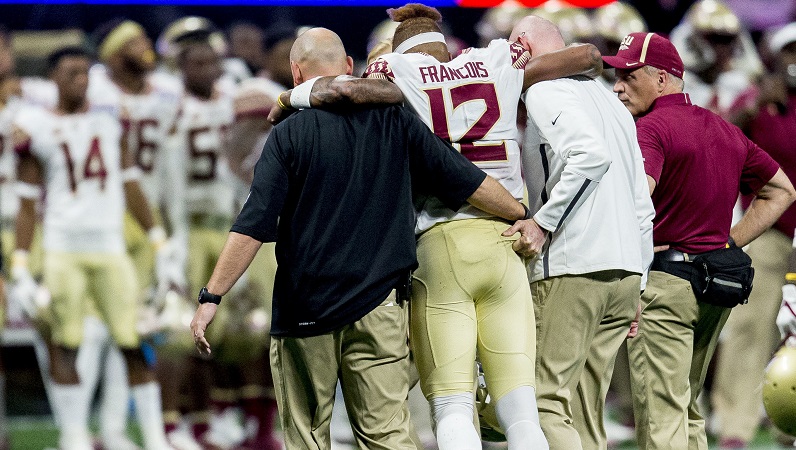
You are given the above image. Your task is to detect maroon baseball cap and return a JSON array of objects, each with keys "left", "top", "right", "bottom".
[{"left": 603, "top": 32, "right": 684, "bottom": 78}]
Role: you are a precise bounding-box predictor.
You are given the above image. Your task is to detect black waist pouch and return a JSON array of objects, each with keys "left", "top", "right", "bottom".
[{"left": 652, "top": 246, "right": 754, "bottom": 308}]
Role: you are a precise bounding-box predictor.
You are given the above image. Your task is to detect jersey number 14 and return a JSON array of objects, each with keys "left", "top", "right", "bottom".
[{"left": 61, "top": 137, "right": 108, "bottom": 192}]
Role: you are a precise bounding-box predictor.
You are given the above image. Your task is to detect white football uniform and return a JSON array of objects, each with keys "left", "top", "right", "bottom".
[
  {"left": 88, "top": 66, "right": 183, "bottom": 205},
  {"left": 0, "top": 97, "right": 21, "bottom": 223},
  {"left": 1, "top": 78, "right": 59, "bottom": 223},
  {"left": 231, "top": 76, "right": 286, "bottom": 196},
  {"left": 172, "top": 85, "right": 236, "bottom": 219},
  {"left": 14, "top": 104, "right": 126, "bottom": 254},
  {"left": 366, "top": 39, "right": 530, "bottom": 233},
  {"left": 19, "top": 77, "right": 58, "bottom": 110}
]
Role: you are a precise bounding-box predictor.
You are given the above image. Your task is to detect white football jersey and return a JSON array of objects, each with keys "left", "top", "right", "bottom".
[
  {"left": 0, "top": 96, "right": 22, "bottom": 221},
  {"left": 88, "top": 66, "right": 183, "bottom": 204},
  {"left": 1, "top": 78, "right": 64, "bottom": 221},
  {"left": 231, "top": 76, "right": 286, "bottom": 200},
  {"left": 171, "top": 84, "right": 236, "bottom": 218},
  {"left": 19, "top": 77, "right": 58, "bottom": 109},
  {"left": 14, "top": 104, "right": 126, "bottom": 253},
  {"left": 366, "top": 39, "right": 530, "bottom": 233}
]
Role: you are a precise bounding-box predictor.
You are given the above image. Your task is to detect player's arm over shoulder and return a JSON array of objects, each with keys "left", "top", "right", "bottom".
[
  {"left": 523, "top": 43, "right": 602, "bottom": 91},
  {"left": 277, "top": 59, "right": 405, "bottom": 110},
  {"left": 318, "top": 74, "right": 404, "bottom": 106}
]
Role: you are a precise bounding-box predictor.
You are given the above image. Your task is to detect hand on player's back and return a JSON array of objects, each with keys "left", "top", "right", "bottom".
[{"left": 503, "top": 219, "right": 547, "bottom": 258}]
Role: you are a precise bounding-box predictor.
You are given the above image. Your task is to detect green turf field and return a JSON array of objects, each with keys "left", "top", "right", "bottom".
[{"left": 8, "top": 416, "right": 791, "bottom": 450}]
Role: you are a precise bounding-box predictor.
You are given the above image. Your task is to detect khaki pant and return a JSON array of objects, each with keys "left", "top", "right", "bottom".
[
  {"left": 270, "top": 292, "right": 418, "bottom": 450},
  {"left": 712, "top": 229, "right": 789, "bottom": 442},
  {"left": 532, "top": 270, "right": 640, "bottom": 450},
  {"left": 628, "top": 270, "right": 731, "bottom": 450},
  {"left": 44, "top": 252, "right": 139, "bottom": 349},
  {"left": 411, "top": 218, "right": 535, "bottom": 401}
]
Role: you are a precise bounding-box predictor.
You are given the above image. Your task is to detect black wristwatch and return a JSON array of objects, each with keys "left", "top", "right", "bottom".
[
  {"left": 198, "top": 287, "right": 222, "bottom": 305},
  {"left": 522, "top": 203, "right": 532, "bottom": 220}
]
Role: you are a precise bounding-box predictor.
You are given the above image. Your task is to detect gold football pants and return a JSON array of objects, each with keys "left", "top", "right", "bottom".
[{"left": 411, "top": 218, "right": 536, "bottom": 402}]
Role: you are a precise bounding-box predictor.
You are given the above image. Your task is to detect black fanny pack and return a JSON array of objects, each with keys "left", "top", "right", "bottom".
[{"left": 652, "top": 246, "right": 754, "bottom": 308}]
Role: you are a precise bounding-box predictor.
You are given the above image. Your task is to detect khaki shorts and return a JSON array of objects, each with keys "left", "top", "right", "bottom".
[
  {"left": 44, "top": 252, "right": 139, "bottom": 349},
  {"left": 411, "top": 218, "right": 536, "bottom": 401}
]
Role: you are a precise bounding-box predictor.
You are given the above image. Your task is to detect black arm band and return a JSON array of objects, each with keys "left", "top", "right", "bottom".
[{"left": 198, "top": 287, "right": 222, "bottom": 305}]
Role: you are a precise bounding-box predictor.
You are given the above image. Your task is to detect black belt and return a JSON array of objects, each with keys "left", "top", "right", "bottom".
[{"left": 653, "top": 249, "right": 707, "bottom": 263}]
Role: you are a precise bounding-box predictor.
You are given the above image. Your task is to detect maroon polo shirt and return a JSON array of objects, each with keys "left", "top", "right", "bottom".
[
  {"left": 637, "top": 93, "right": 780, "bottom": 254},
  {"left": 739, "top": 92, "right": 796, "bottom": 239}
]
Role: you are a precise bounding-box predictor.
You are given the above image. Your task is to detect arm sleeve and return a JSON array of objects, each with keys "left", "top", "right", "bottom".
[
  {"left": 403, "top": 110, "right": 486, "bottom": 210},
  {"left": 230, "top": 128, "right": 290, "bottom": 243},
  {"left": 159, "top": 132, "right": 189, "bottom": 244},
  {"left": 636, "top": 119, "right": 666, "bottom": 183},
  {"left": 526, "top": 82, "right": 611, "bottom": 232},
  {"left": 740, "top": 133, "right": 780, "bottom": 195}
]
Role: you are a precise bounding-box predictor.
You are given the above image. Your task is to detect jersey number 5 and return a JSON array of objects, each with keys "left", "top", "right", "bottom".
[
  {"left": 423, "top": 82, "right": 507, "bottom": 163},
  {"left": 61, "top": 137, "right": 108, "bottom": 192}
]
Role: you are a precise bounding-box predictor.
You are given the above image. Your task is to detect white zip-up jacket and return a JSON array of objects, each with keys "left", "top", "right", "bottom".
[{"left": 522, "top": 76, "right": 654, "bottom": 289}]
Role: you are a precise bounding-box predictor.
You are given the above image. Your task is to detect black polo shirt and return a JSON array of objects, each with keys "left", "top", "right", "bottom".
[{"left": 231, "top": 105, "right": 486, "bottom": 337}]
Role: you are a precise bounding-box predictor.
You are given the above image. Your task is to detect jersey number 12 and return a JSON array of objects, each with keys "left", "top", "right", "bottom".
[{"left": 422, "top": 82, "right": 508, "bottom": 163}]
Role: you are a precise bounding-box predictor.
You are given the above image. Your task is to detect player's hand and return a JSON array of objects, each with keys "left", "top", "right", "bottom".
[
  {"left": 10, "top": 265, "right": 38, "bottom": 320},
  {"left": 627, "top": 301, "right": 642, "bottom": 339},
  {"left": 776, "top": 284, "right": 796, "bottom": 339},
  {"left": 155, "top": 239, "right": 188, "bottom": 292},
  {"left": 267, "top": 104, "right": 294, "bottom": 125},
  {"left": 190, "top": 302, "right": 217, "bottom": 356},
  {"left": 503, "top": 219, "right": 547, "bottom": 258}
]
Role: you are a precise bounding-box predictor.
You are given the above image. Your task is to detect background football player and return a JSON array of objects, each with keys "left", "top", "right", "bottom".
[{"left": 11, "top": 46, "right": 172, "bottom": 450}]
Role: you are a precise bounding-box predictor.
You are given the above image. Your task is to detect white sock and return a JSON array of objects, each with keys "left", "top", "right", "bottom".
[
  {"left": 76, "top": 317, "right": 107, "bottom": 397},
  {"left": 132, "top": 381, "right": 170, "bottom": 450},
  {"left": 51, "top": 382, "right": 92, "bottom": 449},
  {"left": 431, "top": 393, "right": 481, "bottom": 450},
  {"left": 100, "top": 345, "right": 131, "bottom": 441},
  {"left": 495, "top": 386, "right": 548, "bottom": 450}
]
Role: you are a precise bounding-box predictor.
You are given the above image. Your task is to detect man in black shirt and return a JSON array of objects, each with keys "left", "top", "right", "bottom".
[{"left": 190, "top": 28, "right": 530, "bottom": 450}]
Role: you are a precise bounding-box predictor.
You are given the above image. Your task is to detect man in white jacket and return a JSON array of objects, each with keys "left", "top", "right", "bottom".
[{"left": 505, "top": 16, "right": 654, "bottom": 450}]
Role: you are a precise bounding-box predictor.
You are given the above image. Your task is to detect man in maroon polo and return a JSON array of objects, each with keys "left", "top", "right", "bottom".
[{"left": 603, "top": 32, "right": 796, "bottom": 450}]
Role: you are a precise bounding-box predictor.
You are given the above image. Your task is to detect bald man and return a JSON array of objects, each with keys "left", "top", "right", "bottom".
[
  {"left": 190, "top": 28, "right": 536, "bottom": 450},
  {"left": 508, "top": 16, "right": 654, "bottom": 450}
]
